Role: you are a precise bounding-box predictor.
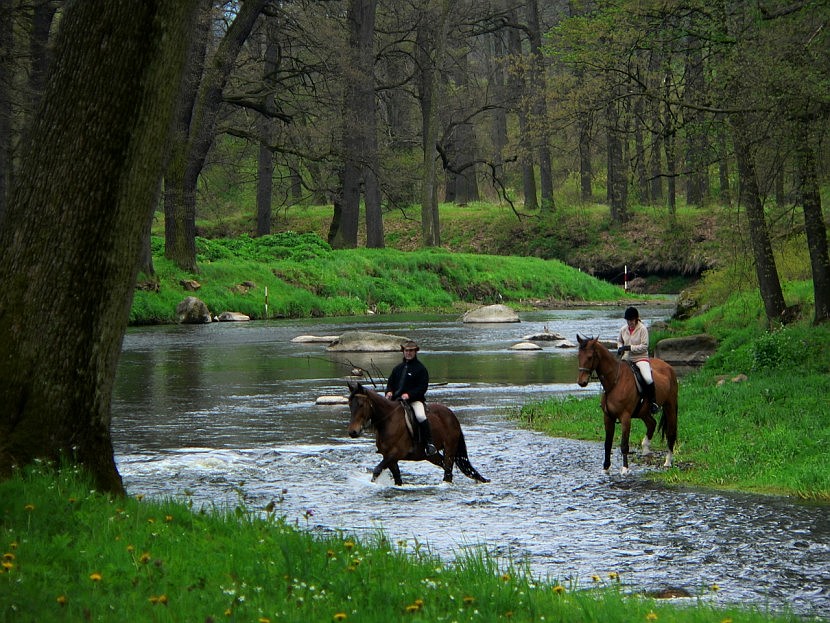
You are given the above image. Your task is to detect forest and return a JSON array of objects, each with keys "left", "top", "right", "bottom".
[{"left": 0, "top": 1, "right": 828, "bottom": 490}]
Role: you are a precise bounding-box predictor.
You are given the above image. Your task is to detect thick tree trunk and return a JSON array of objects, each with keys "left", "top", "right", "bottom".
[
  {"left": 795, "top": 124, "right": 830, "bottom": 324},
  {"left": 165, "top": 0, "right": 267, "bottom": 268},
  {"left": 526, "top": 0, "right": 554, "bottom": 212},
  {"left": 731, "top": 115, "right": 788, "bottom": 324},
  {"left": 606, "top": 96, "right": 628, "bottom": 224},
  {"left": 0, "top": 0, "right": 11, "bottom": 223},
  {"left": 0, "top": 0, "right": 199, "bottom": 493},
  {"left": 506, "top": 13, "right": 536, "bottom": 211}
]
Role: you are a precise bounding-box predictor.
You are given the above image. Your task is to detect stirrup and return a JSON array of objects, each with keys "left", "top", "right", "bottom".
[
  {"left": 650, "top": 402, "right": 661, "bottom": 414},
  {"left": 425, "top": 443, "right": 437, "bottom": 456}
]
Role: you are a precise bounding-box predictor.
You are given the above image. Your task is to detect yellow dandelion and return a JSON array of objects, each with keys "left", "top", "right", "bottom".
[
  {"left": 135, "top": 494, "right": 145, "bottom": 501},
  {"left": 56, "top": 595, "right": 67, "bottom": 606},
  {"left": 126, "top": 545, "right": 135, "bottom": 553},
  {"left": 326, "top": 549, "right": 336, "bottom": 558},
  {"left": 258, "top": 618, "right": 271, "bottom": 623},
  {"left": 149, "top": 596, "right": 159, "bottom": 605},
  {"left": 139, "top": 552, "right": 151, "bottom": 564},
  {"left": 405, "top": 604, "right": 420, "bottom": 613},
  {"left": 346, "top": 564, "right": 357, "bottom": 572},
  {"left": 3, "top": 553, "right": 15, "bottom": 560},
  {"left": 608, "top": 571, "right": 619, "bottom": 580},
  {"left": 9, "top": 542, "right": 18, "bottom": 550},
  {"left": 2, "top": 561, "right": 14, "bottom": 571},
  {"left": 463, "top": 595, "right": 475, "bottom": 605},
  {"left": 158, "top": 595, "right": 168, "bottom": 605},
  {"left": 333, "top": 614, "right": 347, "bottom": 622},
  {"left": 89, "top": 572, "right": 103, "bottom": 582},
  {"left": 552, "top": 585, "right": 565, "bottom": 594},
  {"left": 721, "top": 619, "right": 733, "bottom": 623},
  {"left": 413, "top": 599, "right": 424, "bottom": 608},
  {"left": 24, "top": 504, "right": 34, "bottom": 511},
  {"left": 344, "top": 540, "right": 355, "bottom": 550},
  {"left": 224, "top": 608, "right": 232, "bottom": 616},
  {"left": 711, "top": 583, "right": 720, "bottom": 592},
  {"left": 646, "top": 611, "right": 658, "bottom": 621},
  {"left": 501, "top": 573, "right": 511, "bottom": 582},
  {"left": 591, "top": 574, "right": 601, "bottom": 582},
  {"left": 164, "top": 515, "right": 173, "bottom": 523}
]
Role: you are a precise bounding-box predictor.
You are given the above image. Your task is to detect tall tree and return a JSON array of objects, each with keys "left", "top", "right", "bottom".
[
  {"left": 0, "top": 0, "right": 199, "bottom": 493},
  {"left": 164, "top": 0, "right": 268, "bottom": 271}
]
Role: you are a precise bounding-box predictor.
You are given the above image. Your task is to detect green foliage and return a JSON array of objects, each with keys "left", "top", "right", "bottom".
[{"left": 0, "top": 465, "right": 804, "bottom": 622}]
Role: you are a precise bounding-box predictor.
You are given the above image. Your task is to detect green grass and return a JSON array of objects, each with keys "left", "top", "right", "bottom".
[
  {"left": 0, "top": 465, "right": 805, "bottom": 623},
  {"left": 512, "top": 301, "right": 830, "bottom": 500},
  {"left": 131, "top": 232, "right": 631, "bottom": 324}
]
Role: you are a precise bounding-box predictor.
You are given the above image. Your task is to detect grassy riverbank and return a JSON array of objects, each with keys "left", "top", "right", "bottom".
[
  {"left": 513, "top": 274, "right": 830, "bottom": 501},
  {"left": 0, "top": 465, "right": 808, "bottom": 623},
  {"left": 132, "top": 232, "right": 629, "bottom": 324}
]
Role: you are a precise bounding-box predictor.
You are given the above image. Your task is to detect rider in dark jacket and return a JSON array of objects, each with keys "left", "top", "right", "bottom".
[{"left": 385, "top": 340, "right": 436, "bottom": 455}]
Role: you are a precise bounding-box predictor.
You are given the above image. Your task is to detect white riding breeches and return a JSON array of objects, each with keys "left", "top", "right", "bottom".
[
  {"left": 635, "top": 360, "right": 654, "bottom": 384},
  {"left": 410, "top": 401, "right": 427, "bottom": 422}
]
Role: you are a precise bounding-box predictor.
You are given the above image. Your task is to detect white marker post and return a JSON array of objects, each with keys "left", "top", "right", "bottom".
[{"left": 264, "top": 286, "right": 268, "bottom": 319}]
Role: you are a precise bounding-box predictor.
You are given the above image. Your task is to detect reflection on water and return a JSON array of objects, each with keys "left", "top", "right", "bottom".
[{"left": 112, "top": 307, "right": 829, "bottom": 618}]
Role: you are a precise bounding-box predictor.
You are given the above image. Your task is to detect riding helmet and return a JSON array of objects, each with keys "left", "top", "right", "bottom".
[{"left": 624, "top": 306, "right": 640, "bottom": 321}]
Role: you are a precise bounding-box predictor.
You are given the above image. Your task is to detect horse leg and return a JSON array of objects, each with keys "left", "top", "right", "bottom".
[
  {"left": 441, "top": 452, "right": 454, "bottom": 483},
  {"left": 640, "top": 412, "right": 656, "bottom": 456},
  {"left": 663, "top": 403, "right": 678, "bottom": 468},
  {"left": 388, "top": 461, "right": 403, "bottom": 486},
  {"left": 371, "top": 457, "right": 397, "bottom": 483},
  {"left": 619, "top": 416, "right": 632, "bottom": 475},
  {"left": 603, "top": 413, "right": 615, "bottom": 472}
]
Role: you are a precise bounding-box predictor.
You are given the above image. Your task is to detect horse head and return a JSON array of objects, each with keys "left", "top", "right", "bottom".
[
  {"left": 576, "top": 334, "right": 598, "bottom": 387},
  {"left": 347, "top": 381, "right": 372, "bottom": 438}
]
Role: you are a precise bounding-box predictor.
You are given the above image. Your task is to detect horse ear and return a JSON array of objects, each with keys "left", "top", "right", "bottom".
[
  {"left": 347, "top": 380, "right": 359, "bottom": 393},
  {"left": 576, "top": 334, "right": 587, "bottom": 346}
]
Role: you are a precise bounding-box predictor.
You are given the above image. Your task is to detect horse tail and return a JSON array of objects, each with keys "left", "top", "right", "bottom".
[{"left": 454, "top": 432, "right": 489, "bottom": 483}]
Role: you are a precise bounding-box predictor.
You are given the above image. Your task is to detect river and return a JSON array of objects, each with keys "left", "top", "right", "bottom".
[{"left": 111, "top": 306, "right": 829, "bottom": 619}]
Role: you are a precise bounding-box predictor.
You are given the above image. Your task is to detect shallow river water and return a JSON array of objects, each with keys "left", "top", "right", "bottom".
[{"left": 112, "top": 307, "right": 829, "bottom": 618}]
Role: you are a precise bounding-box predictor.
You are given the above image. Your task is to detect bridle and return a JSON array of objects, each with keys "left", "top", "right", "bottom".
[{"left": 578, "top": 342, "right": 620, "bottom": 388}]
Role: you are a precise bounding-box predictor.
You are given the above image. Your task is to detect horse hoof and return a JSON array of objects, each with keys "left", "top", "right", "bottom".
[{"left": 620, "top": 467, "right": 630, "bottom": 476}]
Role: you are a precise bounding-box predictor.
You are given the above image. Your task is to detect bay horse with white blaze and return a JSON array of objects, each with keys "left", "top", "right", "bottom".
[
  {"left": 576, "top": 335, "right": 678, "bottom": 474},
  {"left": 346, "top": 381, "right": 489, "bottom": 485}
]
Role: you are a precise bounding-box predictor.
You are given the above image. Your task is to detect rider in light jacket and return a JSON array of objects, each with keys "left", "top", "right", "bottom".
[{"left": 617, "top": 306, "right": 660, "bottom": 414}]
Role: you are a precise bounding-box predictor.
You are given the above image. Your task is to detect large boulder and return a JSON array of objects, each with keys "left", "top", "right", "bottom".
[
  {"left": 176, "top": 296, "right": 212, "bottom": 324},
  {"left": 462, "top": 304, "right": 520, "bottom": 323},
  {"left": 326, "top": 330, "right": 412, "bottom": 352},
  {"left": 216, "top": 311, "right": 250, "bottom": 322},
  {"left": 654, "top": 334, "right": 718, "bottom": 368}
]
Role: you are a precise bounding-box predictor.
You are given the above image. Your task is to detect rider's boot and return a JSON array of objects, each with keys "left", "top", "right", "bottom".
[
  {"left": 645, "top": 382, "right": 660, "bottom": 414},
  {"left": 419, "top": 419, "right": 438, "bottom": 456}
]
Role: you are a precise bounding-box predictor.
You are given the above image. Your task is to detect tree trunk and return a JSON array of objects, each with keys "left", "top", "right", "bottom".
[
  {"left": 0, "top": 0, "right": 11, "bottom": 223},
  {"left": 0, "top": 0, "right": 199, "bottom": 493},
  {"left": 731, "top": 114, "right": 788, "bottom": 324},
  {"left": 165, "top": 0, "right": 267, "bottom": 268},
  {"left": 506, "top": 12, "right": 536, "bottom": 211},
  {"left": 417, "top": 13, "right": 442, "bottom": 247},
  {"left": 606, "top": 95, "right": 628, "bottom": 224},
  {"left": 795, "top": 123, "right": 830, "bottom": 324},
  {"left": 256, "top": 15, "right": 279, "bottom": 237},
  {"left": 525, "top": 0, "right": 554, "bottom": 212}
]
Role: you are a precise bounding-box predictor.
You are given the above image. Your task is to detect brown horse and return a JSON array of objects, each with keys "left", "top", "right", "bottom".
[
  {"left": 346, "top": 381, "right": 489, "bottom": 485},
  {"left": 576, "top": 334, "right": 678, "bottom": 474}
]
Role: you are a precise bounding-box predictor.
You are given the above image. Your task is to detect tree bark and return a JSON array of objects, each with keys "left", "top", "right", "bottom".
[
  {"left": 731, "top": 114, "right": 788, "bottom": 324},
  {"left": 256, "top": 15, "right": 279, "bottom": 237},
  {"left": 0, "top": 0, "right": 199, "bottom": 493},
  {"left": 795, "top": 123, "right": 830, "bottom": 324},
  {"left": 165, "top": 0, "right": 267, "bottom": 269},
  {"left": 0, "top": 0, "right": 11, "bottom": 223}
]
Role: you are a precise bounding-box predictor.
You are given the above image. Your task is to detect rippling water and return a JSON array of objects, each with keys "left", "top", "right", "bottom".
[{"left": 112, "top": 307, "right": 829, "bottom": 618}]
